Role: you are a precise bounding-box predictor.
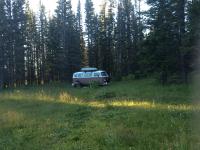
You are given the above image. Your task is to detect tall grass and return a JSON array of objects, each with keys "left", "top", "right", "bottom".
[{"left": 0, "top": 79, "right": 199, "bottom": 149}]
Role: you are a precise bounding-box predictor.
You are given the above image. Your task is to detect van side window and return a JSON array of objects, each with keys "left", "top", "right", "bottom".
[
  {"left": 84, "top": 72, "right": 92, "bottom": 78},
  {"left": 73, "top": 73, "right": 78, "bottom": 78},
  {"left": 78, "top": 73, "right": 83, "bottom": 78},
  {"left": 101, "top": 72, "right": 108, "bottom": 77},
  {"left": 93, "top": 72, "right": 99, "bottom": 77}
]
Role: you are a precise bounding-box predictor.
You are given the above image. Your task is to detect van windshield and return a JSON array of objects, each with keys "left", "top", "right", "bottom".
[{"left": 101, "top": 72, "right": 108, "bottom": 77}]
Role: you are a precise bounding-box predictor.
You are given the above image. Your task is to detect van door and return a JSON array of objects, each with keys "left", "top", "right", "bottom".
[
  {"left": 82, "top": 72, "right": 92, "bottom": 85},
  {"left": 92, "top": 72, "right": 100, "bottom": 84}
]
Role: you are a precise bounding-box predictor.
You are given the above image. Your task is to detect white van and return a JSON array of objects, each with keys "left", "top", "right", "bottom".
[{"left": 72, "top": 68, "right": 110, "bottom": 87}]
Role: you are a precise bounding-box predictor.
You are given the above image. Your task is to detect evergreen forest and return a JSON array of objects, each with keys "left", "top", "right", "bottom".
[{"left": 0, "top": 0, "right": 200, "bottom": 88}]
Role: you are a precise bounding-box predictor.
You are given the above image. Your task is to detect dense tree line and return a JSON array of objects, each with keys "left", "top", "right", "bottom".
[{"left": 0, "top": 0, "right": 199, "bottom": 88}]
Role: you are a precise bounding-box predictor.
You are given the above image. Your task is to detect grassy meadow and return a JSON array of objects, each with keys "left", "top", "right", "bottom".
[{"left": 0, "top": 79, "right": 200, "bottom": 149}]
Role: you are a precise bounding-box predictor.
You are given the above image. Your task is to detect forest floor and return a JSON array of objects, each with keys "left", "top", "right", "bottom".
[{"left": 0, "top": 79, "right": 200, "bottom": 149}]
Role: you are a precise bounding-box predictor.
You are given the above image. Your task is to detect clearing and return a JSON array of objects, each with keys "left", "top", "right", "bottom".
[{"left": 0, "top": 79, "right": 200, "bottom": 149}]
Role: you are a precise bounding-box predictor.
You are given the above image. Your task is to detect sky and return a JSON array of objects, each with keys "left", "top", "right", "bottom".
[
  {"left": 29, "top": 0, "right": 102, "bottom": 15},
  {"left": 29, "top": 0, "right": 150, "bottom": 16}
]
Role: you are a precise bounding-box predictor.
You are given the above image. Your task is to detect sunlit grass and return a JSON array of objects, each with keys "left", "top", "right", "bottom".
[
  {"left": 62, "top": 99, "right": 200, "bottom": 111},
  {"left": 1, "top": 90, "right": 197, "bottom": 111},
  {"left": 0, "top": 79, "right": 199, "bottom": 149}
]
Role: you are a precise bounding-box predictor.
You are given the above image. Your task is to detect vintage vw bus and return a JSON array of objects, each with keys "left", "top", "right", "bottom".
[{"left": 72, "top": 68, "right": 110, "bottom": 87}]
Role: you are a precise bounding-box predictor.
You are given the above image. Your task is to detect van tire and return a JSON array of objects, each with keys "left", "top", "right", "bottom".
[
  {"left": 103, "top": 81, "right": 108, "bottom": 86},
  {"left": 74, "top": 82, "right": 81, "bottom": 88}
]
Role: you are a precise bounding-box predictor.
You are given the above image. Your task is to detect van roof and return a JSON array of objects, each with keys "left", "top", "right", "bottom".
[
  {"left": 81, "top": 67, "right": 98, "bottom": 72},
  {"left": 73, "top": 70, "right": 106, "bottom": 75}
]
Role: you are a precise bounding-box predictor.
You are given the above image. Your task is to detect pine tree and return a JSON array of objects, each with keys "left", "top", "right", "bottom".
[
  {"left": 0, "top": 0, "right": 198, "bottom": 87},
  {"left": 76, "top": 0, "right": 88, "bottom": 67},
  {"left": 130, "top": 2, "right": 139, "bottom": 74},
  {"left": 146, "top": 0, "right": 187, "bottom": 83},
  {"left": 85, "top": 0, "right": 97, "bottom": 67},
  {"left": 38, "top": 2, "right": 48, "bottom": 84},
  {"left": 0, "top": 0, "right": 6, "bottom": 88},
  {"left": 98, "top": 0, "right": 114, "bottom": 74},
  {"left": 124, "top": 0, "right": 134, "bottom": 74},
  {"left": 12, "top": 0, "right": 26, "bottom": 86},
  {"left": 115, "top": 0, "right": 135, "bottom": 76},
  {"left": 54, "top": 0, "right": 81, "bottom": 80},
  {"left": 54, "top": 0, "right": 68, "bottom": 80},
  {"left": 187, "top": 0, "right": 200, "bottom": 43},
  {"left": 66, "top": 0, "right": 81, "bottom": 77},
  {"left": 176, "top": 0, "right": 187, "bottom": 82},
  {"left": 46, "top": 16, "right": 59, "bottom": 81},
  {"left": 98, "top": 0, "right": 107, "bottom": 69},
  {"left": 24, "top": 1, "right": 37, "bottom": 84},
  {"left": 4, "top": 0, "right": 14, "bottom": 87},
  {"left": 130, "top": 1, "right": 146, "bottom": 77},
  {"left": 105, "top": 0, "right": 115, "bottom": 74},
  {"left": 186, "top": 0, "right": 200, "bottom": 76},
  {"left": 115, "top": 1, "right": 126, "bottom": 77}
]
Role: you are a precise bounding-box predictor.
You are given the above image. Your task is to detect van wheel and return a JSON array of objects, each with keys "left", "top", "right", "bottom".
[
  {"left": 75, "top": 82, "right": 81, "bottom": 88},
  {"left": 103, "top": 81, "right": 108, "bottom": 85}
]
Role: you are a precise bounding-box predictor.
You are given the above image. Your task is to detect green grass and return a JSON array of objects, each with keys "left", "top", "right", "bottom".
[{"left": 0, "top": 79, "right": 200, "bottom": 150}]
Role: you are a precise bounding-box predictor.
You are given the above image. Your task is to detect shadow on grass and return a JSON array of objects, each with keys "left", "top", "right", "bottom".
[
  {"left": 0, "top": 79, "right": 198, "bottom": 149},
  {"left": 0, "top": 96, "right": 199, "bottom": 149}
]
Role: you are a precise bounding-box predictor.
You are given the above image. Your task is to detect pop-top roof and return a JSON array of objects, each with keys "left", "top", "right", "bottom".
[{"left": 81, "top": 67, "right": 98, "bottom": 72}]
